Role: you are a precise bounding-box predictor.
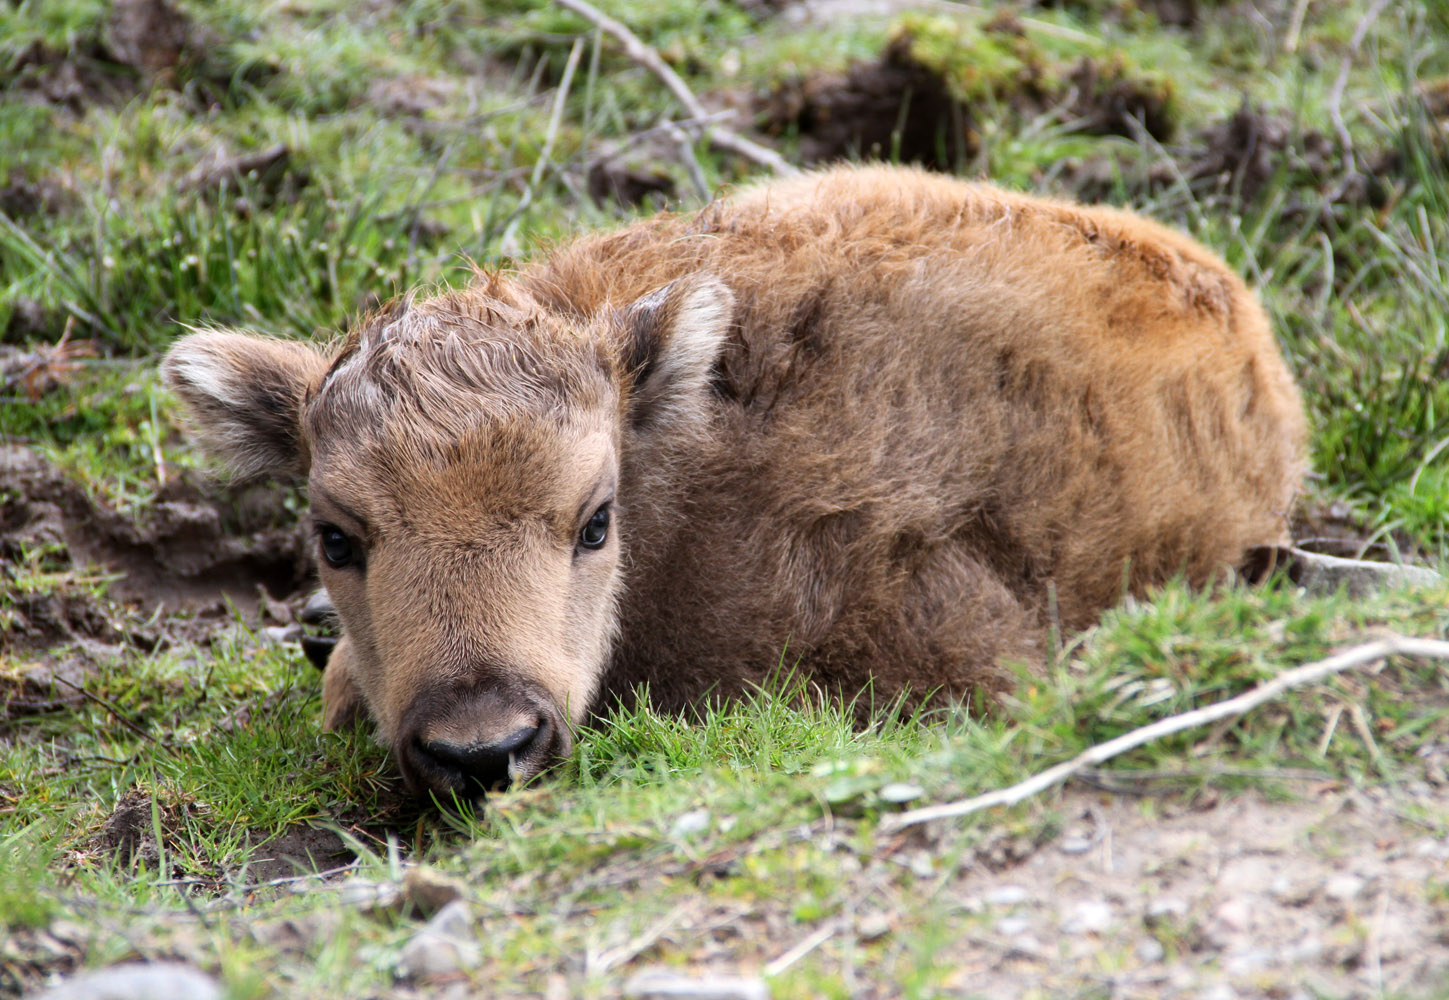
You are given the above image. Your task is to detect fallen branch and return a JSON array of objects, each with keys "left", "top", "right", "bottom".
[
  {"left": 882, "top": 635, "right": 1449, "bottom": 831},
  {"left": 554, "top": 0, "right": 797, "bottom": 177},
  {"left": 1326, "top": 0, "right": 1391, "bottom": 163},
  {"left": 499, "top": 37, "right": 585, "bottom": 255}
]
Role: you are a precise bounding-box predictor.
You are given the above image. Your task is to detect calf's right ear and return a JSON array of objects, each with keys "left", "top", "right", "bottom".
[{"left": 161, "top": 330, "right": 329, "bottom": 483}]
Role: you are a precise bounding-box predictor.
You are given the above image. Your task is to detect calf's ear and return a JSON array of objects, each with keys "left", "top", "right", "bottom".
[
  {"left": 161, "top": 329, "right": 329, "bottom": 483},
  {"left": 620, "top": 273, "right": 734, "bottom": 427}
]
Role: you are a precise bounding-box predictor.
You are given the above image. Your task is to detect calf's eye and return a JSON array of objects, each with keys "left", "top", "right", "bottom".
[
  {"left": 318, "top": 525, "right": 356, "bottom": 568},
  {"left": 579, "top": 505, "right": 610, "bottom": 550}
]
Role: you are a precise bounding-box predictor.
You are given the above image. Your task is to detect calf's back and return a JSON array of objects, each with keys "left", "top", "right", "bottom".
[{"left": 523, "top": 166, "right": 1306, "bottom": 712}]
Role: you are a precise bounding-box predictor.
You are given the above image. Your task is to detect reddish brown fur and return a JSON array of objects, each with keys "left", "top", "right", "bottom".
[{"left": 162, "top": 165, "right": 1307, "bottom": 797}]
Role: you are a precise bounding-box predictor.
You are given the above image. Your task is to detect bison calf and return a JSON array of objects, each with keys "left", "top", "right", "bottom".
[{"left": 163, "top": 165, "right": 1307, "bottom": 798}]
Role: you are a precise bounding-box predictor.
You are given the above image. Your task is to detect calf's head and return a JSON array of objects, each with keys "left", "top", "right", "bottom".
[{"left": 162, "top": 275, "right": 733, "bottom": 798}]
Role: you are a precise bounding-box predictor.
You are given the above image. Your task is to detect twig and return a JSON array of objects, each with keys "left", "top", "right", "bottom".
[
  {"left": 553, "top": 0, "right": 797, "bottom": 177},
  {"left": 765, "top": 919, "right": 841, "bottom": 978},
  {"left": 1317, "top": 703, "right": 1344, "bottom": 756},
  {"left": 1327, "top": 0, "right": 1392, "bottom": 162},
  {"left": 1283, "top": 0, "right": 1311, "bottom": 53},
  {"left": 882, "top": 636, "right": 1449, "bottom": 831},
  {"left": 499, "top": 37, "right": 585, "bottom": 255},
  {"left": 664, "top": 122, "right": 713, "bottom": 203},
  {"left": 1347, "top": 702, "right": 1384, "bottom": 767},
  {"left": 53, "top": 675, "right": 171, "bottom": 748}
]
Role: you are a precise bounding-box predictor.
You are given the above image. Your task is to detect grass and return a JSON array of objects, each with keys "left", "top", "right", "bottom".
[{"left": 3, "top": 0, "right": 1449, "bottom": 996}]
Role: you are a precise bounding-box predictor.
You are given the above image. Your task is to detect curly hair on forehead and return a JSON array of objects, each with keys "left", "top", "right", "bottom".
[{"left": 306, "top": 287, "right": 615, "bottom": 449}]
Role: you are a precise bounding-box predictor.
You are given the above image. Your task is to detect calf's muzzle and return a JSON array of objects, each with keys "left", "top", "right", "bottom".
[{"left": 394, "top": 677, "right": 572, "bottom": 798}]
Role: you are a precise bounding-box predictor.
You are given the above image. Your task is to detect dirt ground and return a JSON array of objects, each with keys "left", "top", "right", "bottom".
[{"left": 915, "top": 784, "right": 1449, "bottom": 998}]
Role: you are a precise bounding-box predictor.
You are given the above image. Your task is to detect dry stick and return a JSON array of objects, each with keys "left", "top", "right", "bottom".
[
  {"left": 1283, "top": 0, "right": 1311, "bottom": 53},
  {"left": 553, "top": 0, "right": 798, "bottom": 177},
  {"left": 499, "top": 37, "right": 585, "bottom": 254},
  {"left": 53, "top": 675, "right": 170, "bottom": 748},
  {"left": 882, "top": 636, "right": 1449, "bottom": 832},
  {"left": 1327, "top": 0, "right": 1392, "bottom": 162},
  {"left": 765, "top": 919, "right": 842, "bottom": 978}
]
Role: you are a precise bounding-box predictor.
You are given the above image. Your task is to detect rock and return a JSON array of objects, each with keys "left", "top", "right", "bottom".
[
  {"left": 1003, "top": 934, "right": 1044, "bottom": 960},
  {"left": 396, "top": 900, "right": 480, "bottom": 980},
  {"left": 1059, "top": 899, "right": 1114, "bottom": 935},
  {"left": 1223, "top": 947, "right": 1275, "bottom": 975},
  {"left": 1268, "top": 874, "right": 1317, "bottom": 907},
  {"left": 1057, "top": 836, "right": 1092, "bottom": 855},
  {"left": 401, "top": 866, "right": 466, "bottom": 919},
  {"left": 670, "top": 809, "right": 711, "bottom": 838},
  {"left": 33, "top": 962, "right": 220, "bottom": 1000},
  {"left": 995, "top": 915, "right": 1033, "bottom": 937},
  {"left": 1204, "top": 897, "right": 1254, "bottom": 950},
  {"left": 1135, "top": 938, "right": 1166, "bottom": 963},
  {"left": 878, "top": 782, "right": 924, "bottom": 804},
  {"left": 1144, "top": 896, "right": 1189, "bottom": 925},
  {"left": 260, "top": 624, "right": 302, "bottom": 644},
  {"left": 984, "top": 885, "right": 1030, "bottom": 907},
  {"left": 855, "top": 913, "right": 892, "bottom": 941},
  {"left": 1244, "top": 545, "right": 1442, "bottom": 596},
  {"left": 338, "top": 877, "right": 403, "bottom": 912},
  {"left": 1196, "top": 985, "right": 1238, "bottom": 1000},
  {"left": 907, "top": 853, "right": 934, "bottom": 878},
  {"left": 623, "top": 969, "right": 769, "bottom": 1000},
  {"left": 1323, "top": 873, "right": 1365, "bottom": 902}
]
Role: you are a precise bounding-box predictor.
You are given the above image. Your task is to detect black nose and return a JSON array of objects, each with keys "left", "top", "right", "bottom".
[{"left": 416, "top": 726, "right": 539, "bottom": 794}]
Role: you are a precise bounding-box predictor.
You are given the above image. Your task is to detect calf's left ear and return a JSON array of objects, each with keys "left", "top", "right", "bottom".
[
  {"left": 161, "top": 329, "right": 330, "bottom": 483},
  {"left": 620, "top": 273, "right": 734, "bottom": 426}
]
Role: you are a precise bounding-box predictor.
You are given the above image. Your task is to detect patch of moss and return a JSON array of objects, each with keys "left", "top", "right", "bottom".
[
  {"left": 889, "top": 13, "right": 1052, "bottom": 105},
  {"left": 891, "top": 11, "right": 1178, "bottom": 139}
]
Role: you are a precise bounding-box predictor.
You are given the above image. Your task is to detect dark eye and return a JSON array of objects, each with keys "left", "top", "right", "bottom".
[
  {"left": 318, "top": 524, "right": 356, "bottom": 569},
  {"left": 579, "top": 505, "right": 610, "bottom": 551}
]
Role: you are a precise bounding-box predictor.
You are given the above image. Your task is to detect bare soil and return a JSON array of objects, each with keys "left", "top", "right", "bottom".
[
  {"left": 0, "top": 445, "right": 311, "bottom": 651},
  {"left": 756, "top": 15, "right": 1174, "bottom": 168},
  {"left": 909, "top": 783, "right": 1449, "bottom": 998},
  {"left": 83, "top": 787, "right": 356, "bottom": 886},
  {"left": 3, "top": 0, "right": 236, "bottom": 116}
]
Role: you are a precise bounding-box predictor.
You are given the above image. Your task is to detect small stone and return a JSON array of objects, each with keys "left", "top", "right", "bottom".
[
  {"left": 401, "top": 866, "right": 466, "bottom": 918},
  {"left": 37, "top": 962, "right": 221, "bottom": 1000},
  {"left": 855, "top": 913, "right": 892, "bottom": 941},
  {"left": 1059, "top": 899, "right": 1114, "bottom": 935},
  {"left": 623, "top": 968, "right": 769, "bottom": 1000},
  {"left": 907, "top": 853, "right": 934, "bottom": 878},
  {"left": 1413, "top": 837, "right": 1448, "bottom": 859},
  {"left": 261, "top": 624, "right": 303, "bottom": 644},
  {"left": 1144, "top": 896, "right": 1189, "bottom": 925},
  {"left": 878, "top": 782, "right": 924, "bottom": 804},
  {"left": 1223, "top": 947, "right": 1275, "bottom": 975},
  {"left": 984, "top": 885, "right": 1030, "bottom": 907},
  {"left": 1268, "top": 875, "right": 1316, "bottom": 907},
  {"left": 338, "top": 878, "right": 402, "bottom": 912},
  {"left": 1197, "top": 985, "right": 1238, "bottom": 1000},
  {"left": 1003, "top": 934, "right": 1044, "bottom": 960},
  {"left": 670, "top": 809, "right": 711, "bottom": 838},
  {"left": 396, "top": 900, "right": 480, "bottom": 980},
  {"left": 1210, "top": 898, "right": 1252, "bottom": 935},
  {"left": 995, "top": 915, "right": 1033, "bottom": 937},
  {"left": 251, "top": 912, "right": 341, "bottom": 952},
  {"left": 1057, "top": 836, "right": 1092, "bottom": 855},
  {"left": 1135, "top": 938, "right": 1166, "bottom": 963},
  {"left": 1199, "top": 898, "right": 1257, "bottom": 944},
  {"left": 1323, "top": 874, "right": 1365, "bottom": 902}
]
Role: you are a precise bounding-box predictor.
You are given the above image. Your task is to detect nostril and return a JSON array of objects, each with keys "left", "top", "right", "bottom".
[{"left": 418, "top": 725, "right": 540, "bottom": 793}]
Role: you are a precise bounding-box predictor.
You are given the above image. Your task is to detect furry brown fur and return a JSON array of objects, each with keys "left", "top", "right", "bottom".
[{"left": 162, "top": 165, "right": 1307, "bottom": 797}]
